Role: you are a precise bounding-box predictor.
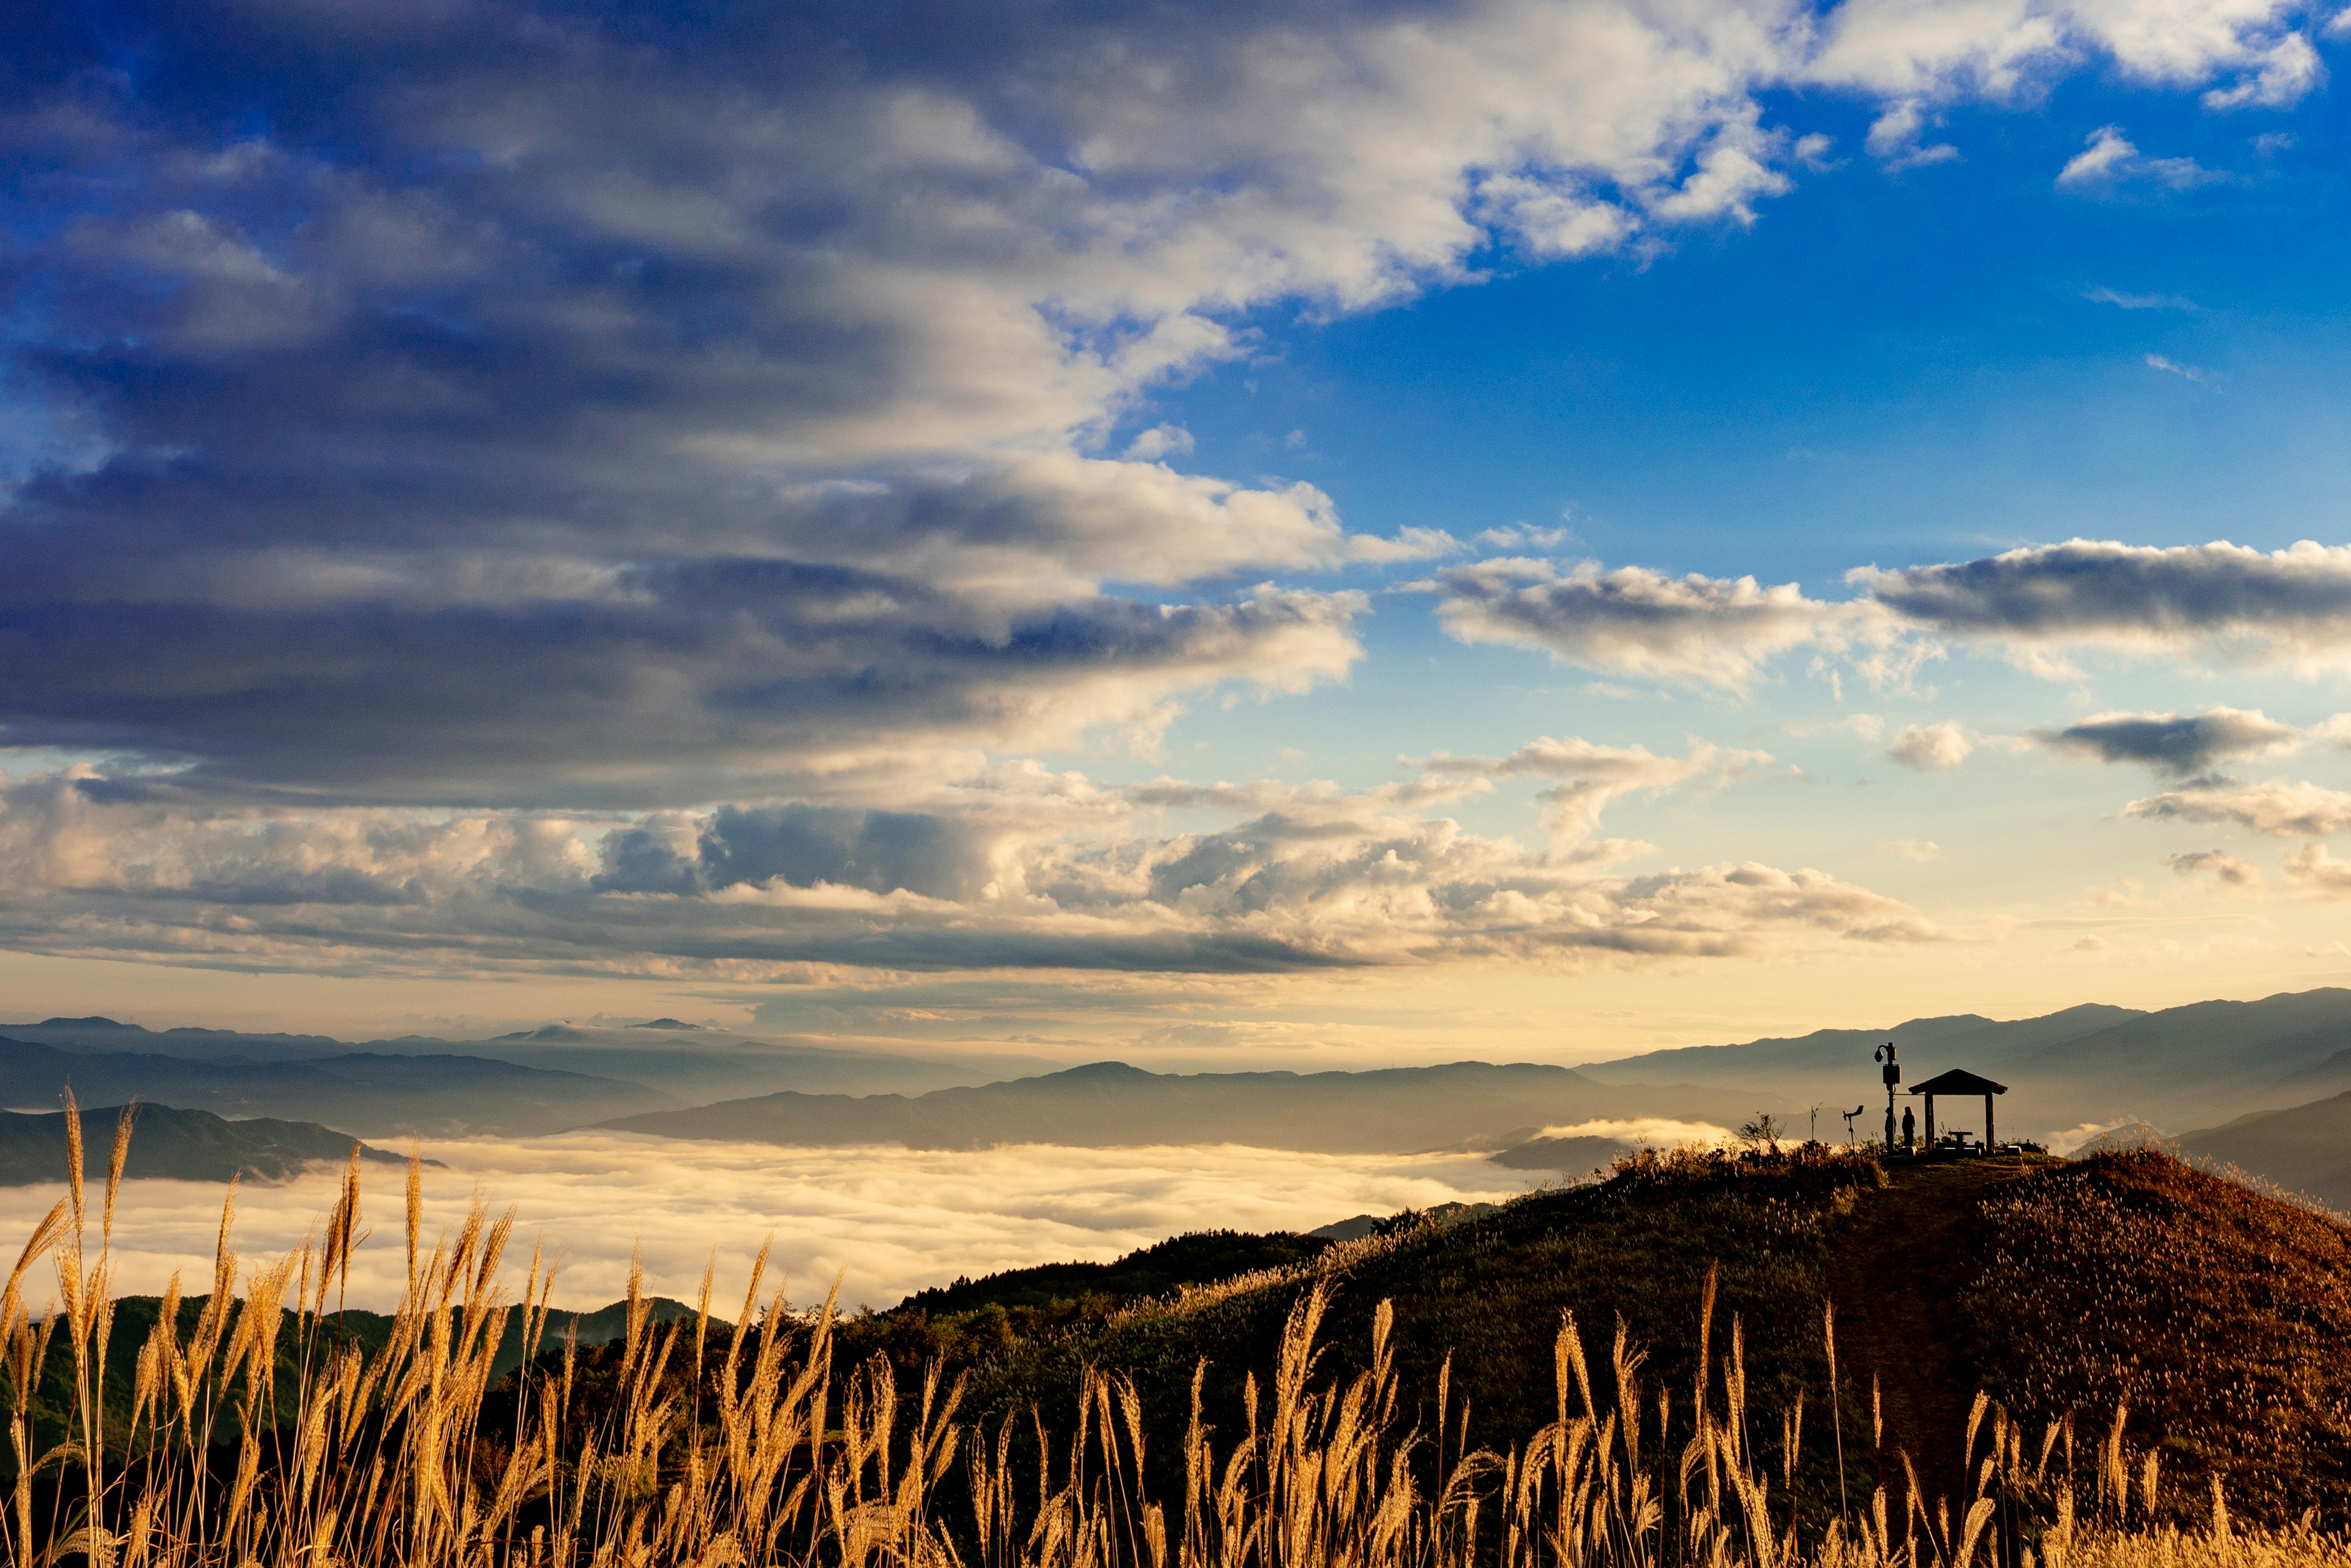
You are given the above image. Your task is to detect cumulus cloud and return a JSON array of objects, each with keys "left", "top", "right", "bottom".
[
  {"left": 2, "top": 0, "right": 2312, "bottom": 805},
  {"left": 2123, "top": 778, "right": 2351, "bottom": 838},
  {"left": 1428, "top": 560, "right": 1866, "bottom": 691},
  {"left": 2056, "top": 127, "right": 2219, "bottom": 189},
  {"left": 2163, "top": 849, "right": 2263, "bottom": 889},
  {"left": 0, "top": 0, "right": 2318, "bottom": 989},
  {"left": 2284, "top": 843, "right": 2351, "bottom": 896},
  {"left": 0, "top": 1133, "right": 1528, "bottom": 1313},
  {"left": 1883, "top": 838, "right": 1941, "bottom": 860},
  {"left": 1452, "top": 539, "right": 2351, "bottom": 694},
  {"left": 2030, "top": 707, "right": 2301, "bottom": 775},
  {"left": 1416, "top": 736, "right": 1774, "bottom": 845},
  {"left": 1884, "top": 721, "right": 1971, "bottom": 771},
  {"left": 1851, "top": 539, "right": 2351, "bottom": 672}
]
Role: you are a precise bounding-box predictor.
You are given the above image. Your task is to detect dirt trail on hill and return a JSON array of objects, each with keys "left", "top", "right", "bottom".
[{"left": 1826, "top": 1160, "right": 2034, "bottom": 1510}]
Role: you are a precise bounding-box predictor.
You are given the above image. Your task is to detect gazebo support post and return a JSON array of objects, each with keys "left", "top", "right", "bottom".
[
  {"left": 1985, "top": 1092, "right": 1995, "bottom": 1151},
  {"left": 1924, "top": 1093, "right": 1936, "bottom": 1150}
]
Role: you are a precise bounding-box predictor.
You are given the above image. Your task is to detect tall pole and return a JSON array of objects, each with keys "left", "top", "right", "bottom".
[{"left": 1875, "top": 1043, "right": 1900, "bottom": 1153}]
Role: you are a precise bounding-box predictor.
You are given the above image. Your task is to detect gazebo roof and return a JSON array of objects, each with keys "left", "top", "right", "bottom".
[{"left": 1910, "top": 1067, "right": 2008, "bottom": 1097}]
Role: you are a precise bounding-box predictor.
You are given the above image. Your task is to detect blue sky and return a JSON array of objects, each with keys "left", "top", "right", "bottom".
[{"left": 4, "top": 0, "right": 2351, "bottom": 1059}]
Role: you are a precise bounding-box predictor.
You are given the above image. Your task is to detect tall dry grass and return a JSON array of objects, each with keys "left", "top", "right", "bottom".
[{"left": 3, "top": 1101, "right": 2345, "bottom": 1568}]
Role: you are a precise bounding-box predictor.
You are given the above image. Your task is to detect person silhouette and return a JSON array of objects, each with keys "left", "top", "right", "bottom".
[{"left": 1901, "top": 1105, "right": 1916, "bottom": 1153}]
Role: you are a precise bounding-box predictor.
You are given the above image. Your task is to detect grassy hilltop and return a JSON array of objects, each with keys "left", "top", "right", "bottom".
[{"left": 837, "top": 1147, "right": 2351, "bottom": 1527}]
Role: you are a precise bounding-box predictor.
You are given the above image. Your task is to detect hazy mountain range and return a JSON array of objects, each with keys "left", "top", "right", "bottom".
[
  {"left": 1580, "top": 989, "right": 2351, "bottom": 1134},
  {"left": 598, "top": 1059, "right": 1761, "bottom": 1155},
  {"left": 11, "top": 990, "right": 2351, "bottom": 1207},
  {"left": 0, "top": 1031, "right": 672, "bottom": 1137},
  {"left": 2177, "top": 1093, "right": 2351, "bottom": 1210},
  {"left": 0, "top": 1104, "right": 413, "bottom": 1186}
]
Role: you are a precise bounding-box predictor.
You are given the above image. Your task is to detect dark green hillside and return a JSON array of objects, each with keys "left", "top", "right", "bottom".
[{"left": 0, "top": 1104, "right": 411, "bottom": 1185}]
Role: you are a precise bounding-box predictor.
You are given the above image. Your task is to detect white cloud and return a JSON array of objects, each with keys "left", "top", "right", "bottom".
[
  {"left": 1886, "top": 721, "right": 1973, "bottom": 771},
  {"left": 2123, "top": 778, "right": 2351, "bottom": 838},
  {"left": 0, "top": 759, "right": 1935, "bottom": 981},
  {"left": 1418, "top": 736, "right": 1774, "bottom": 846},
  {"left": 1430, "top": 560, "right": 1870, "bottom": 692},
  {"left": 1861, "top": 100, "right": 1960, "bottom": 168},
  {"left": 2145, "top": 353, "right": 2214, "bottom": 383},
  {"left": 0, "top": 1133, "right": 1529, "bottom": 1315},
  {"left": 1883, "top": 838, "right": 1942, "bottom": 860},
  {"left": 2056, "top": 127, "right": 2219, "bottom": 190},
  {"left": 1813, "top": 0, "right": 2322, "bottom": 110},
  {"left": 2083, "top": 286, "right": 2196, "bottom": 310},
  {"left": 2200, "top": 31, "right": 2323, "bottom": 107},
  {"left": 2285, "top": 842, "right": 2351, "bottom": 896},
  {"left": 1473, "top": 523, "right": 1579, "bottom": 552},
  {"left": 5, "top": 0, "right": 2323, "bottom": 810},
  {"left": 2059, "top": 126, "right": 2140, "bottom": 184},
  {"left": 1124, "top": 423, "right": 1196, "bottom": 460}
]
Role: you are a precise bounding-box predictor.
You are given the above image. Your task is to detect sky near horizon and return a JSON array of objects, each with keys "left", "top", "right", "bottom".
[{"left": 6, "top": 0, "right": 2351, "bottom": 1065}]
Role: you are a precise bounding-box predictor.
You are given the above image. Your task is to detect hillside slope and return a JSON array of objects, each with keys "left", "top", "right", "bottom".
[
  {"left": 600, "top": 1059, "right": 1775, "bottom": 1153},
  {"left": 858, "top": 1149, "right": 2351, "bottom": 1526}
]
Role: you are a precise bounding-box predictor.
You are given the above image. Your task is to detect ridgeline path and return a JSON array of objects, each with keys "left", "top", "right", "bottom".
[{"left": 1825, "top": 1157, "right": 2039, "bottom": 1509}]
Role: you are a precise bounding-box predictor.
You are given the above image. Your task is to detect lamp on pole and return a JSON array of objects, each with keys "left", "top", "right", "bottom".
[{"left": 1873, "top": 1042, "right": 1900, "bottom": 1152}]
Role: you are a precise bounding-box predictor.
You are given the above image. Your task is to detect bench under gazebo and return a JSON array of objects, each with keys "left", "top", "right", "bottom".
[{"left": 1910, "top": 1067, "right": 2008, "bottom": 1153}]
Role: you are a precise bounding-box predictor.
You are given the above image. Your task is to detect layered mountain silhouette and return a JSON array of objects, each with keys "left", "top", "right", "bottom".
[
  {"left": 1580, "top": 989, "right": 2351, "bottom": 1133},
  {"left": 0, "top": 1033, "right": 670, "bottom": 1137},
  {"left": 0, "top": 1015, "right": 1042, "bottom": 1135},
  {"left": 598, "top": 1060, "right": 1764, "bottom": 1154},
  {"left": 0, "top": 1103, "right": 413, "bottom": 1185},
  {"left": 17, "top": 989, "right": 2351, "bottom": 1166},
  {"left": 2179, "top": 1093, "right": 2351, "bottom": 1209}
]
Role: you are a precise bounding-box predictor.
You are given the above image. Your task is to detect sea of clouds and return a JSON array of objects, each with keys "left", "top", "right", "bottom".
[{"left": 0, "top": 1135, "right": 1532, "bottom": 1315}]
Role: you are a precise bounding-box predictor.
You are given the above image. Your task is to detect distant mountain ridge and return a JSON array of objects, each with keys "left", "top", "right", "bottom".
[
  {"left": 2179, "top": 1093, "right": 2351, "bottom": 1210},
  {"left": 0, "top": 1034, "right": 672, "bottom": 1138},
  {"left": 0, "top": 1103, "right": 414, "bottom": 1186},
  {"left": 1581, "top": 991, "right": 2351, "bottom": 1132},
  {"left": 0, "top": 1020, "right": 1048, "bottom": 1114},
  {"left": 599, "top": 1059, "right": 1770, "bottom": 1154}
]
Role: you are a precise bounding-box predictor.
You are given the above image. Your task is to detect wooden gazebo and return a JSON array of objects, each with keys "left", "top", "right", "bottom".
[{"left": 1909, "top": 1067, "right": 2008, "bottom": 1151}]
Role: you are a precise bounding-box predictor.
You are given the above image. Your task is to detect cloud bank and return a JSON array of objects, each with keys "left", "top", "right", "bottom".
[
  {"left": 0, "top": 755, "right": 1937, "bottom": 980},
  {"left": 1433, "top": 540, "right": 2351, "bottom": 696},
  {"left": 0, "top": 3, "right": 2330, "bottom": 995},
  {"left": 0, "top": 1133, "right": 1526, "bottom": 1313},
  {"left": 3, "top": 5, "right": 2330, "bottom": 801}
]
